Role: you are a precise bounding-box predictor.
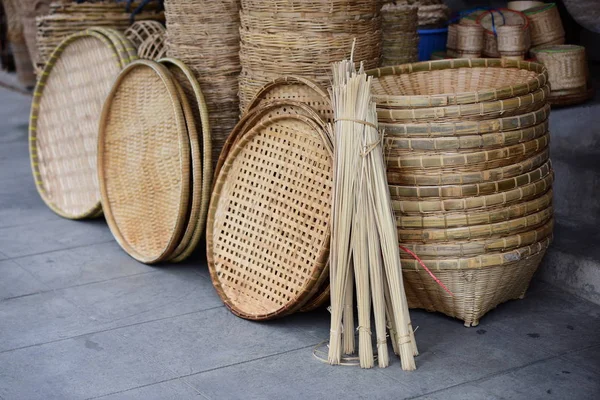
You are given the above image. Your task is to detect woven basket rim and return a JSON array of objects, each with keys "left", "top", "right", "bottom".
[
  {"left": 207, "top": 113, "right": 332, "bottom": 320},
  {"left": 531, "top": 44, "right": 585, "bottom": 54},
  {"left": 524, "top": 2, "right": 558, "bottom": 15},
  {"left": 98, "top": 59, "right": 191, "bottom": 264},
  {"left": 367, "top": 58, "right": 548, "bottom": 108},
  {"left": 158, "top": 57, "right": 213, "bottom": 262},
  {"left": 476, "top": 8, "right": 529, "bottom": 33},
  {"left": 29, "top": 29, "right": 122, "bottom": 219}
]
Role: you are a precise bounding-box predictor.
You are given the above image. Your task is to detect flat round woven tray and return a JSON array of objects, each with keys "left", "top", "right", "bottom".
[
  {"left": 29, "top": 30, "right": 123, "bottom": 219},
  {"left": 98, "top": 60, "right": 191, "bottom": 264},
  {"left": 159, "top": 57, "right": 212, "bottom": 262},
  {"left": 207, "top": 114, "right": 333, "bottom": 320}
]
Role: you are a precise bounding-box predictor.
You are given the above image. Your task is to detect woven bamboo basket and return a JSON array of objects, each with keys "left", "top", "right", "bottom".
[
  {"left": 35, "top": 1, "right": 163, "bottom": 70},
  {"left": 381, "top": 3, "right": 419, "bottom": 66},
  {"left": 21, "top": 0, "right": 52, "bottom": 67},
  {"left": 124, "top": 20, "right": 164, "bottom": 47},
  {"left": 417, "top": 3, "right": 450, "bottom": 28},
  {"left": 496, "top": 25, "right": 531, "bottom": 60},
  {"left": 531, "top": 45, "right": 587, "bottom": 91},
  {"left": 446, "top": 24, "right": 458, "bottom": 58},
  {"left": 455, "top": 24, "right": 484, "bottom": 58},
  {"left": 477, "top": 9, "right": 529, "bottom": 58},
  {"left": 3, "top": 0, "right": 36, "bottom": 86},
  {"left": 238, "top": 0, "right": 381, "bottom": 111},
  {"left": 207, "top": 114, "right": 333, "bottom": 320},
  {"left": 366, "top": 58, "right": 553, "bottom": 325},
  {"left": 165, "top": 0, "right": 240, "bottom": 170},
  {"left": 525, "top": 3, "right": 565, "bottom": 47},
  {"left": 404, "top": 237, "right": 552, "bottom": 327}
]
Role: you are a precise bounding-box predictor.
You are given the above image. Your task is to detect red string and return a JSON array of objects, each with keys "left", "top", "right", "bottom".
[{"left": 399, "top": 245, "right": 454, "bottom": 297}]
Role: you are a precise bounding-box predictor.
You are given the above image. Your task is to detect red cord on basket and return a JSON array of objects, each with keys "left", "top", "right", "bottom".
[{"left": 399, "top": 245, "right": 454, "bottom": 297}]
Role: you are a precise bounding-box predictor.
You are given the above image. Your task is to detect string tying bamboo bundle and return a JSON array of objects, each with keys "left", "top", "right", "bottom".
[
  {"left": 238, "top": 0, "right": 382, "bottom": 112},
  {"left": 35, "top": 1, "right": 164, "bottom": 70},
  {"left": 327, "top": 58, "right": 416, "bottom": 371},
  {"left": 165, "top": 0, "right": 241, "bottom": 169},
  {"left": 381, "top": 2, "right": 419, "bottom": 66},
  {"left": 366, "top": 59, "right": 554, "bottom": 327}
]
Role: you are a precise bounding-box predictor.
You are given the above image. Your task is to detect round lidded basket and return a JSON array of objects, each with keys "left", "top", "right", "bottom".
[
  {"left": 98, "top": 60, "right": 191, "bottom": 264},
  {"left": 29, "top": 30, "right": 125, "bottom": 219},
  {"left": 497, "top": 25, "right": 531, "bottom": 60},
  {"left": 207, "top": 114, "right": 333, "bottom": 320},
  {"left": 524, "top": 3, "right": 565, "bottom": 47},
  {"left": 367, "top": 58, "right": 548, "bottom": 109},
  {"left": 456, "top": 24, "right": 484, "bottom": 58},
  {"left": 531, "top": 45, "right": 587, "bottom": 91}
]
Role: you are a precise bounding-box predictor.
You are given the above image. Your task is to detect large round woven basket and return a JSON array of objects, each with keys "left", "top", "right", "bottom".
[
  {"left": 29, "top": 30, "right": 127, "bottom": 219},
  {"left": 207, "top": 114, "right": 333, "bottom": 320},
  {"left": 365, "top": 58, "right": 553, "bottom": 326},
  {"left": 238, "top": 0, "right": 382, "bottom": 111}
]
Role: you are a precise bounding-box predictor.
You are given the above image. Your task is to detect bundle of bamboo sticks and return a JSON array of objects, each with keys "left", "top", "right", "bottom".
[{"left": 327, "top": 58, "right": 417, "bottom": 371}]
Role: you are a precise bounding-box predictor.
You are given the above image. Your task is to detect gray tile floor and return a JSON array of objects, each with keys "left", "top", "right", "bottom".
[{"left": 1, "top": 80, "right": 599, "bottom": 400}]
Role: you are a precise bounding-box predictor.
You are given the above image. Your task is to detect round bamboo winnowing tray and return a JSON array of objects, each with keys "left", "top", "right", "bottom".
[
  {"left": 29, "top": 30, "right": 124, "bottom": 219},
  {"left": 367, "top": 59, "right": 548, "bottom": 108},
  {"left": 98, "top": 60, "right": 191, "bottom": 264},
  {"left": 207, "top": 114, "right": 333, "bottom": 320}
]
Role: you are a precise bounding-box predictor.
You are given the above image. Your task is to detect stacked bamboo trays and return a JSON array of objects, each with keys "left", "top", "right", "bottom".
[
  {"left": 98, "top": 58, "right": 212, "bottom": 263},
  {"left": 524, "top": 3, "right": 565, "bottom": 47},
  {"left": 381, "top": 2, "right": 419, "bottom": 66},
  {"left": 29, "top": 28, "right": 137, "bottom": 220},
  {"left": 124, "top": 20, "right": 166, "bottom": 60},
  {"left": 208, "top": 76, "right": 334, "bottom": 319},
  {"left": 366, "top": 58, "right": 554, "bottom": 327},
  {"left": 532, "top": 45, "right": 594, "bottom": 107},
  {"left": 164, "top": 0, "right": 241, "bottom": 170},
  {"left": 35, "top": 1, "right": 164, "bottom": 72},
  {"left": 238, "top": 0, "right": 382, "bottom": 112},
  {"left": 2, "top": 0, "right": 36, "bottom": 86}
]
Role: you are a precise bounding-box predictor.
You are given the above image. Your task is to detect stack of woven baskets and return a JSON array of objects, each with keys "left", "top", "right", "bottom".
[
  {"left": 238, "top": 0, "right": 382, "bottom": 112},
  {"left": 381, "top": 2, "right": 419, "bottom": 66},
  {"left": 367, "top": 59, "right": 553, "bottom": 327},
  {"left": 35, "top": 1, "right": 163, "bottom": 71},
  {"left": 412, "top": 0, "right": 450, "bottom": 28},
  {"left": 164, "top": 0, "right": 241, "bottom": 169}
]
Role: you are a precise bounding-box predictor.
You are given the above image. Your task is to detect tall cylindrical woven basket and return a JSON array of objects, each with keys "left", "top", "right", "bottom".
[
  {"left": 456, "top": 24, "right": 483, "bottom": 58},
  {"left": 238, "top": 0, "right": 382, "bottom": 112},
  {"left": 525, "top": 3, "right": 565, "bottom": 47},
  {"left": 366, "top": 59, "right": 553, "bottom": 327},
  {"left": 165, "top": 0, "right": 241, "bottom": 169},
  {"left": 381, "top": 2, "right": 418, "bottom": 66},
  {"left": 496, "top": 25, "right": 530, "bottom": 60}
]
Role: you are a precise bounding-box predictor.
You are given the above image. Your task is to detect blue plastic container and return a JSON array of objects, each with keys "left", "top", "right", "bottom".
[{"left": 417, "top": 28, "right": 448, "bottom": 61}]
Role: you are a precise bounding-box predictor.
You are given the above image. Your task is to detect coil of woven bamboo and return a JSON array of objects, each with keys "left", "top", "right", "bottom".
[
  {"left": 381, "top": 2, "right": 418, "bottom": 66},
  {"left": 366, "top": 59, "right": 554, "bottom": 327},
  {"left": 35, "top": 1, "right": 163, "bottom": 70},
  {"left": 165, "top": 0, "right": 241, "bottom": 169},
  {"left": 238, "top": 0, "right": 382, "bottom": 112}
]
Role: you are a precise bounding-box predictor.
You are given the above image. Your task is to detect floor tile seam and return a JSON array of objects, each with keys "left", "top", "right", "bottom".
[
  {"left": 2, "top": 239, "right": 116, "bottom": 260},
  {"left": 0, "top": 305, "right": 225, "bottom": 355}
]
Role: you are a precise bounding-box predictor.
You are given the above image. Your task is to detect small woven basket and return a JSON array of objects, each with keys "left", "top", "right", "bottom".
[
  {"left": 456, "top": 24, "right": 484, "bottom": 58},
  {"left": 497, "top": 25, "right": 531, "bottom": 60},
  {"left": 477, "top": 9, "right": 529, "bottom": 58},
  {"left": 531, "top": 44, "right": 587, "bottom": 91},
  {"left": 525, "top": 3, "right": 565, "bottom": 47}
]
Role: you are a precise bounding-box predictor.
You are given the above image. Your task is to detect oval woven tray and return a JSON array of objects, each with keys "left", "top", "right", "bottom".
[
  {"left": 29, "top": 30, "right": 124, "bottom": 219},
  {"left": 98, "top": 60, "right": 191, "bottom": 264},
  {"left": 387, "top": 147, "right": 549, "bottom": 186},
  {"left": 392, "top": 171, "right": 553, "bottom": 214},
  {"left": 400, "top": 218, "right": 553, "bottom": 258},
  {"left": 396, "top": 189, "right": 553, "bottom": 229},
  {"left": 207, "top": 114, "right": 333, "bottom": 320},
  {"left": 367, "top": 59, "right": 547, "bottom": 108},
  {"left": 159, "top": 57, "right": 212, "bottom": 262},
  {"left": 380, "top": 103, "right": 551, "bottom": 137},
  {"left": 389, "top": 160, "right": 552, "bottom": 199}
]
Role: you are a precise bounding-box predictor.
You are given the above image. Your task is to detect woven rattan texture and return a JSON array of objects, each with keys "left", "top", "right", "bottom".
[
  {"left": 381, "top": 3, "right": 418, "bottom": 66},
  {"left": 98, "top": 61, "right": 190, "bottom": 264},
  {"left": 30, "top": 33, "right": 121, "bottom": 219},
  {"left": 525, "top": 3, "right": 565, "bottom": 47},
  {"left": 208, "top": 116, "right": 332, "bottom": 320}
]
